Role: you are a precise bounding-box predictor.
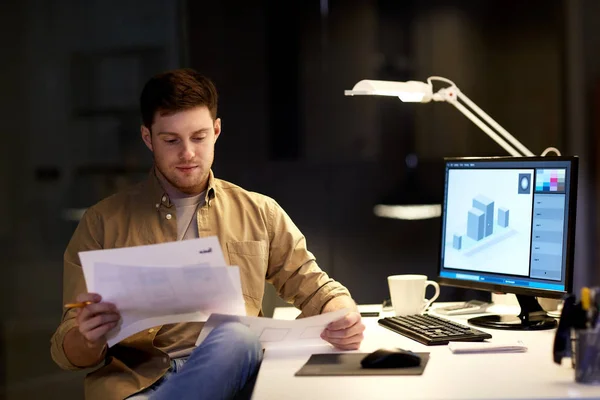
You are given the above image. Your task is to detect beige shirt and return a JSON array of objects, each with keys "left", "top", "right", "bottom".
[{"left": 50, "top": 169, "right": 351, "bottom": 400}]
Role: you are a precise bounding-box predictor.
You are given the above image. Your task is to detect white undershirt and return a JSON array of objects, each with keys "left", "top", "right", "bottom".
[{"left": 171, "top": 194, "right": 205, "bottom": 241}]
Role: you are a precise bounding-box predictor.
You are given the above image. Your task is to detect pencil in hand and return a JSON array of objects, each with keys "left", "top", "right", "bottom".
[{"left": 64, "top": 301, "right": 93, "bottom": 309}]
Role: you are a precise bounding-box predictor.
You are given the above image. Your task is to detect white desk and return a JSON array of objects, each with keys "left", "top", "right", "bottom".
[{"left": 251, "top": 304, "right": 600, "bottom": 400}]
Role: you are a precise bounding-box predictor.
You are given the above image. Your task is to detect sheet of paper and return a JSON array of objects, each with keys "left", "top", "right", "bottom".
[
  {"left": 79, "top": 236, "right": 227, "bottom": 269},
  {"left": 79, "top": 237, "right": 245, "bottom": 346},
  {"left": 448, "top": 340, "right": 528, "bottom": 354},
  {"left": 196, "top": 308, "right": 350, "bottom": 349}
]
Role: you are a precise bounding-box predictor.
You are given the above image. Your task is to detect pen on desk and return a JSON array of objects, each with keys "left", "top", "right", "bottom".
[{"left": 64, "top": 301, "right": 92, "bottom": 309}]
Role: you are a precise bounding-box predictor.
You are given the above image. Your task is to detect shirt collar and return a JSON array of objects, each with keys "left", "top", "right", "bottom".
[{"left": 147, "top": 167, "right": 216, "bottom": 208}]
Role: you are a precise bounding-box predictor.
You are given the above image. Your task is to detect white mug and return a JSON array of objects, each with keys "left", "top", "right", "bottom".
[{"left": 387, "top": 274, "right": 440, "bottom": 316}]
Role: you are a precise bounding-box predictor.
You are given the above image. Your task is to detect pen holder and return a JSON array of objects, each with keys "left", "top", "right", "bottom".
[{"left": 572, "top": 329, "right": 600, "bottom": 384}]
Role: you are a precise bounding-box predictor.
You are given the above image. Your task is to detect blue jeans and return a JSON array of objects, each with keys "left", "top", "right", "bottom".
[{"left": 127, "top": 322, "right": 263, "bottom": 400}]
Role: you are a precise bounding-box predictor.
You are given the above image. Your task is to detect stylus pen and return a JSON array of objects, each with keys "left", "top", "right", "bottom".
[{"left": 64, "top": 301, "right": 93, "bottom": 309}]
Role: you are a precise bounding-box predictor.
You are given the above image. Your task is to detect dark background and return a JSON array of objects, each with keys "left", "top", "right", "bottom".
[{"left": 1, "top": 0, "right": 599, "bottom": 398}]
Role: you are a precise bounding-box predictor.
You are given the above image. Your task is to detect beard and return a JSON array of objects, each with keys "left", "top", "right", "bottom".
[{"left": 154, "top": 159, "right": 209, "bottom": 195}]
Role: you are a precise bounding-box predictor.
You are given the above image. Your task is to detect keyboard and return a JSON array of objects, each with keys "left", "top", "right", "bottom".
[{"left": 378, "top": 314, "right": 492, "bottom": 346}]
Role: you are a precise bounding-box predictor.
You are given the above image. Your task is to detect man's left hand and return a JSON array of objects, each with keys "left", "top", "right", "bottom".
[{"left": 320, "top": 311, "right": 365, "bottom": 350}]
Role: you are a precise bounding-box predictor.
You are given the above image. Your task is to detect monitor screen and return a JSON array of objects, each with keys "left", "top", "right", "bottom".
[{"left": 437, "top": 156, "right": 578, "bottom": 330}]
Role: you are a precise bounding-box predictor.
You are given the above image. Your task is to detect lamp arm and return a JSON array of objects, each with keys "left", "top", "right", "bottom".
[
  {"left": 428, "top": 76, "right": 536, "bottom": 157},
  {"left": 449, "top": 100, "right": 523, "bottom": 157},
  {"left": 456, "top": 91, "right": 535, "bottom": 157}
]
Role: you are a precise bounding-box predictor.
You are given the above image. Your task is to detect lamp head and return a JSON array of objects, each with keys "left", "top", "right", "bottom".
[{"left": 344, "top": 79, "right": 433, "bottom": 103}]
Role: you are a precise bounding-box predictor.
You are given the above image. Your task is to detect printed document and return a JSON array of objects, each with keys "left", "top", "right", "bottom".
[
  {"left": 79, "top": 236, "right": 350, "bottom": 350},
  {"left": 196, "top": 308, "right": 350, "bottom": 349},
  {"left": 79, "top": 237, "right": 245, "bottom": 346}
]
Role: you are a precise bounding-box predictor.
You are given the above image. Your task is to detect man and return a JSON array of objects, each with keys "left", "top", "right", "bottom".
[{"left": 50, "top": 68, "right": 365, "bottom": 400}]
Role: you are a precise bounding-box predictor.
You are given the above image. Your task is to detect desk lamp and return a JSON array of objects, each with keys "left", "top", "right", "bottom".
[{"left": 344, "top": 76, "right": 561, "bottom": 220}]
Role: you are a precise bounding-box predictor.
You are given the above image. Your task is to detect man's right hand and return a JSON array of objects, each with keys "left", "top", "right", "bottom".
[
  {"left": 63, "top": 293, "right": 120, "bottom": 367},
  {"left": 75, "top": 293, "right": 120, "bottom": 347}
]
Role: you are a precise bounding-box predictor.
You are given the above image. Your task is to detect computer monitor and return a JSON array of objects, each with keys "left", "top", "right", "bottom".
[{"left": 437, "top": 156, "right": 578, "bottom": 330}]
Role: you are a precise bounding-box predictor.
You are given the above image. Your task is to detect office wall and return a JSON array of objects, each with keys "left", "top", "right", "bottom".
[
  {"left": 1, "top": 0, "right": 183, "bottom": 398},
  {"left": 566, "top": 0, "right": 600, "bottom": 290},
  {"left": 412, "top": 6, "right": 484, "bottom": 157},
  {"left": 584, "top": 0, "right": 600, "bottom": 287},
  {"left": 300, "top": 2, "right": 379, "bottom": 162},
  {"left": 0, "top": 2, "right": 26, "bottom": 394},
  {"left": 0, "top": 2, "right": 24, "bottom": 247}
]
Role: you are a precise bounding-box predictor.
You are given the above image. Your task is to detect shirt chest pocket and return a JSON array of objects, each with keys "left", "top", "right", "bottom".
[{"left": 226, "top": 240, "right": 268, "bottom": 302}]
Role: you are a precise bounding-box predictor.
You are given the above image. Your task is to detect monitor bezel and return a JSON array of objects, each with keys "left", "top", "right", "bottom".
[{"left": 436, "top": 155, "right": 578, "bottom": 299}]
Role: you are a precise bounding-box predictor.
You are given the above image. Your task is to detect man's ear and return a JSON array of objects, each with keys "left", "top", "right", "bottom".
[
  {"left": 214, "top": 118, "right": 222, "bottom": 142},
  {"left": 141, "top": 126, "right": 153, "bottom": 151}
]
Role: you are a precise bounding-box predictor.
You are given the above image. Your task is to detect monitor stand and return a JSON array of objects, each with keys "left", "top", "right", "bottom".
[{"left": 467, "top": 294, "right": 557, "bottom": 330}]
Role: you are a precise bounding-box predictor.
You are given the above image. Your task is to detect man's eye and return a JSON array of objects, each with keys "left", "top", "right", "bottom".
[
  {"left": 193, "top": 137, "right": 206, "bottom": 141},
  {"left": 165, "top": 139, "right": 178, "bottom": 144}
]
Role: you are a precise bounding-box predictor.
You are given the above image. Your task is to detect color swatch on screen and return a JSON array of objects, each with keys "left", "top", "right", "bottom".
[{"left": 535, "top": 169, "right": 565, "bottom": 192}]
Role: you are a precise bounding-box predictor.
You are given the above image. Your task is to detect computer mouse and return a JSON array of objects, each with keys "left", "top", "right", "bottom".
[{"left": 360, "top": 348, "right": 422, "bottom": 369}]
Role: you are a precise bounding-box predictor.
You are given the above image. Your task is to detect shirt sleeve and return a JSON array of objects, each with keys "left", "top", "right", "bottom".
[
  {"left": 265, "top": 199, "right": 352, "bottom": 317},
  {"left": 50, "top": 207, "right": 105, "bottom": 370}
]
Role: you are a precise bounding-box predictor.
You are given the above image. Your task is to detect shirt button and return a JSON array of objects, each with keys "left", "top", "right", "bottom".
[
  {"left": 155, "top": 203, "right": 159, "bottom": 209},
  {"left": 148, "top": 328, "right": 154, "bottom": 333},
  {"left": 166, "top": 214, "right": 172, "bottom": 220},
  {"left": 162, "top": 195, "right": 167, "bottom": 202},
  {"left": 163, "top": 357, "right": 169, "bottom": 363}
]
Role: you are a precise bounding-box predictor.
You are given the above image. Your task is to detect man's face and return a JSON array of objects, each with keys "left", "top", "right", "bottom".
[{"left": 141, "top": 106, "right": 221, "bottom": 195}]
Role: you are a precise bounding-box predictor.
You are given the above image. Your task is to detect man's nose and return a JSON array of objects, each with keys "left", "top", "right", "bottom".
[{"left": 180, "top": 141, "right": 195, "bottom": 160}]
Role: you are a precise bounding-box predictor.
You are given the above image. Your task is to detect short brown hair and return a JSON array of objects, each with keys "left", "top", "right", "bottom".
[{"left": 140, "top": 68, "right": 218, "bottom": 129}]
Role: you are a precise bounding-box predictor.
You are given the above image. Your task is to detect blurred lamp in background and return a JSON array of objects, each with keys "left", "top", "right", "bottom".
[
  {"left": 373, "top": 153, "right": 443, "bottom": 221},
  {"left": 344, "top": 76, "right": 561, "bottom": 220}
]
